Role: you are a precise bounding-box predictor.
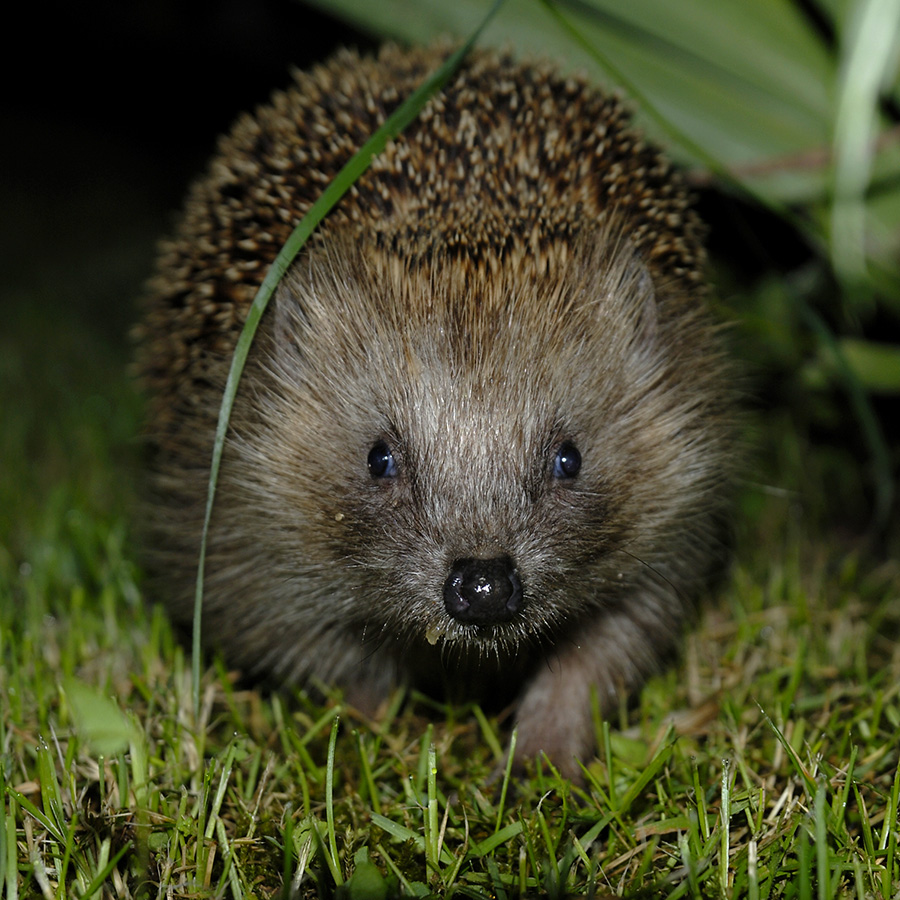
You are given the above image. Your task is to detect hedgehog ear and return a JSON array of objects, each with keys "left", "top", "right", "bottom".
[
  {"left": 268, "top": 275, "right": 319, "bottom": 377},
  {"left": 626, "top": 253, "right": 658, "bottom": 350},
  {"left": 587, "top": 222, "right": 658, "bottom": 350},
  {"left": 601, "top": 241, "right": 658, "bottom": 352},
  {"left": 272, "top": 266, "right": 313, "bottom": 355},
  {"left": 271, "top": 276, "right": 297, "bottom": 351}
]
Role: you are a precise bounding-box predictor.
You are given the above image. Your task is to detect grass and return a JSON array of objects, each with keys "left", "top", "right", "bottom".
[{"left": 2, "top": 298, "right": 899, "bottom": 897}]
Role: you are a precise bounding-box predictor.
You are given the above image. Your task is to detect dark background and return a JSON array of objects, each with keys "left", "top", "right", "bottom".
[{"left": 1, "top": 0, "right": 370, "bottom": 344}]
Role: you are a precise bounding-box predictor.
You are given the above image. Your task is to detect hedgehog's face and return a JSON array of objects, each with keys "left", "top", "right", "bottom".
[
  {"left": 349, "top": 380, "right": 617, "bottom": 652},
  {"left": 242, "top": 227, "right": 715, "bottom": 655},
  {"left": 364, "top": 434, "right": 584, "bottom": 631}
]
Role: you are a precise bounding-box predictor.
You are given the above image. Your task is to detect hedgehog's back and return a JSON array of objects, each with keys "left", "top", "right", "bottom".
[{"left": 136, "top": 45, "right": 704, "bottom": 443}]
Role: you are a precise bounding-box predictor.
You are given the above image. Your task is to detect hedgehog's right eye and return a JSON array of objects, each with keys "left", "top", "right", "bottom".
[
  {"left": 553, "top": 441, "right": 582, "bottom": 479},
  {"left": 367, "top": 441, "right": 398, "bottom": 479}
]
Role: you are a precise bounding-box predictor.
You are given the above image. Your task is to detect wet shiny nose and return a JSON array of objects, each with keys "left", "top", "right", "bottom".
[{"left": 443, "top": 556, "right": 523, "bottom": 625}]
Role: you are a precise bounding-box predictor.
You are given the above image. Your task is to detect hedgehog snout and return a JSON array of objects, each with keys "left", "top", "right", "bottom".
[{"left": 442, "top": 556, "right": 523, "bottom": 625}]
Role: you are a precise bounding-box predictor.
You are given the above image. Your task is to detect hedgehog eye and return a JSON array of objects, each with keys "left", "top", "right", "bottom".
[
  {"left": 367, "top": 441, "right": 398, "bottom": 479},
  {"left": 553, "top": 441, "right": 582, "bottom": 479}
]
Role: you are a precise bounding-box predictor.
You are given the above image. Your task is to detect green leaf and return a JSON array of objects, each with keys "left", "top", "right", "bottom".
[
  {"left": 336, "top": 848, "right": 390, "bottom": 900},
  {"left": 830, "top": 0, "right": 900, "bottom": 292},
  {"left": 305, "top": 0, "right": 835, "bottom": 192},
  {"left": 63, "top": 678, "right": 137, "bottom": 757},
  {"left": 817, "top": 339, "right": 900, "bottom": 394}
]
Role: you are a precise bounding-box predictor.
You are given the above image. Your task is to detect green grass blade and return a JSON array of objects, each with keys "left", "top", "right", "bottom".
[
  {"left": 325, "top": 717, "right": 343, "bottom": 886},
  {"left": 830, "top": 0, "right": 900, "bottom": 291},
  {"left": 204, "top": 740, "right": 237, "bottom": 842},
  {"left": 3, "top": 790, "right": 15, "bottom": 900},
  {"left": 35, "top": 740, "right": 67, "bottom": 846},
  {"left": 720, "top": 757, "right": 732, "bottom": 895},
  {"left": 814, "top": 779, "right": 829, "bottom": 900},
  {"left": 0, "top": 764, "right": 6, "bottom": 894},
  {"left": 472, "top": 821, "right": 524, "bottom": 857},
  {"left": 758, "top": 704, "right": 818, "bottom": 800},
  {"left": 370, "top": 813, "right": 420, "bottom": 844},
  {"left": 836, "top": 339, "right": 900, "bottom": 394},
  {"left": 282, "top": 801, "right": 294, "bottom": 899},
  {"left": 880, "top": 759, "right": 900, "bottom": 896},
  {"left": 425, "top": 743, "right": 439, "bottom": 878},
  {"left": 6, "top": 788, "right": 65, "bottom": 847},
  {"left": 190, "top": 0, "right": 506, "bottom": 714},
  {"left": 494, "top": 729, "right": 516, "bottom": 834},
  {"left": 356, "top": 732, "right": 382, "bottom": 817},
  {"left": 800, "top": 305, "right": 894, "bottom": 529}
]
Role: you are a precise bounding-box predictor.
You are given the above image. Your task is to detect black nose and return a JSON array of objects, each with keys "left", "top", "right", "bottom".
[{"left": 443, "top": 556, "right": 523, "bottom": 625}]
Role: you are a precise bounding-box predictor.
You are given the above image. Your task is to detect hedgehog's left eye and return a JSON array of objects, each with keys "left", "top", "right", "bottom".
[
  {"left": 368, "top": 441, "right": 398, "bottom": 479},
  {"left": 553, "top": 441, "right": 581, "bottom": 479}
]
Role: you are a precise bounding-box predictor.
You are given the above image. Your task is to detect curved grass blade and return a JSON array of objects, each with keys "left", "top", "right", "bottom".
[{"left": 191, "top": 0, "right": 506, "bottom": 713}]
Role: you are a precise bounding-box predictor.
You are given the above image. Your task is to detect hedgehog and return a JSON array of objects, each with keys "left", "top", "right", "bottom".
[{"left": 136, "top": 44, "right": 734, "bottom": 779}]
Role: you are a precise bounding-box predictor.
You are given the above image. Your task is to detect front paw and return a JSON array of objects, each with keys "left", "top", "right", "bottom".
[{"left": 510, "top": 680, "right": 597, "bottom": 782}]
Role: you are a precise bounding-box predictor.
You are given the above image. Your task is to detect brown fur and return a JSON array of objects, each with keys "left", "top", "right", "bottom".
[{"left": 136, "top": 45, "right": 735, "bottom": 779}]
